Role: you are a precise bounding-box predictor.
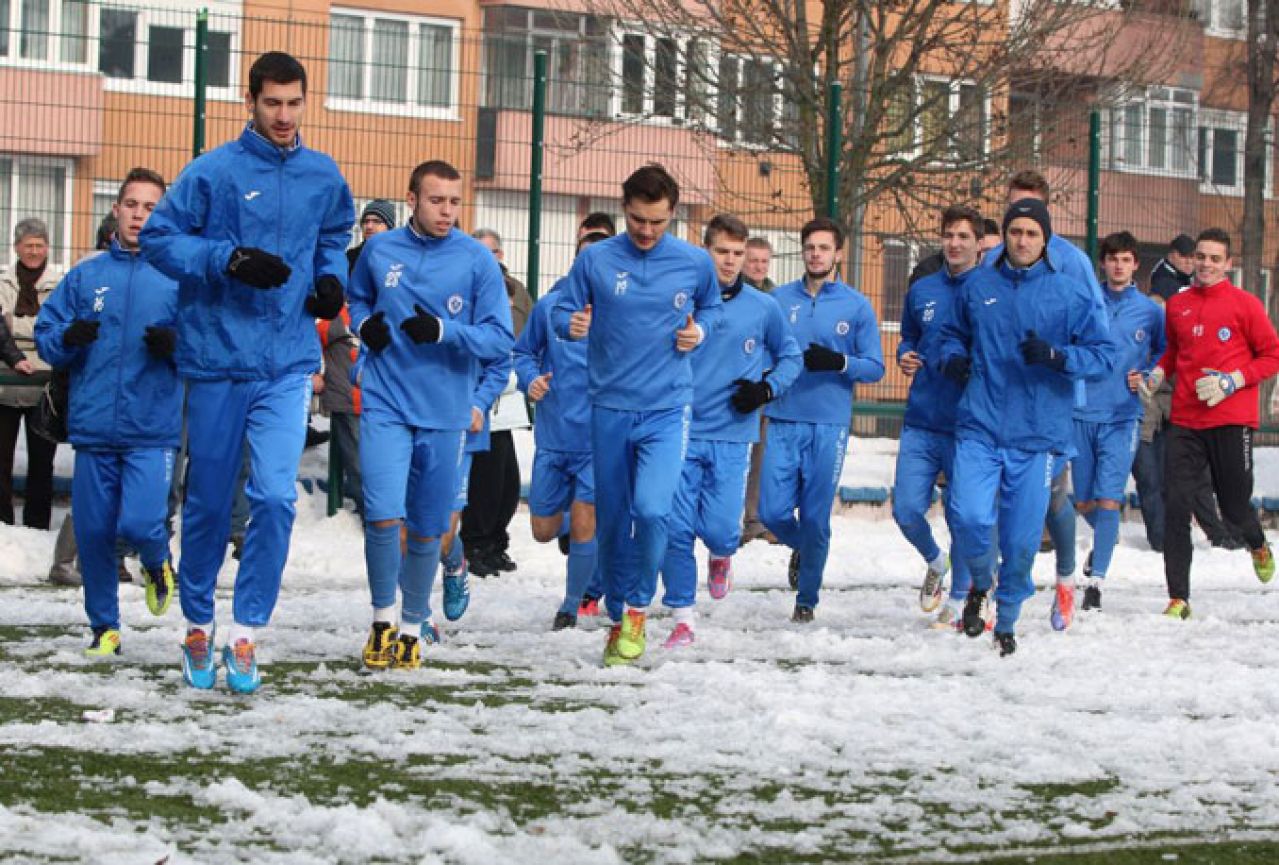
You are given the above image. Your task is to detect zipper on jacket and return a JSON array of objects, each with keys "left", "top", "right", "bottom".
[
  {"left": 272, "top": 155, "right": 285, "bottom": 379},
  {"left": 112, "top": 256, "right": 137, "bottom": 445}
]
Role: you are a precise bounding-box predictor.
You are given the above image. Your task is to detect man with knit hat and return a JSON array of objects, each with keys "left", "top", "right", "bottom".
[
  {"left": 1149, "top": 233, "right": 1195, "bottom": 303},
  {"left": 347, "top": 200, "right": 396, "bottom": 271},
  {"left": 940, "top": 198, "right": 1113, "bottom": 656}
]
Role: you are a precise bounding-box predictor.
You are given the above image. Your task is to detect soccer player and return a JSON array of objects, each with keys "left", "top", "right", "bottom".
[
  {"left": 140, "top": 52, "right": 354, "bottom": 693},
  {"left": 940, "top": 199, "right": 1112, "bottom": 656},
  {"left": 893, "top": 205, "right": 985, "bottom": 629},
  {"left": 553, "top": 163, "right": 721, "bottom": 666},
  {"left": 760, "top": 217, "right": 884, "bottom": 622},
  {"left": 35, "top": 167, "right": 180, "bottom": 656},
  {"left": 513, "top": 230, "right": 609, "bottom": 630},
  {"left": 658, "top": 215, "right": 800, "bottom": 646},
  {"left": 1058, "top": 231, "right": 1164, "bottom": 622},
  {"left": 348, "top": 159, "right": 513, "bottom": 670},
  {"left": 1142, "top": 228, "right": 1279, "bottom": 618}
]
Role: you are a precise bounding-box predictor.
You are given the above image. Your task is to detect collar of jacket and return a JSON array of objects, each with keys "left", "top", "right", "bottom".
[
  {"left": 943, "top": 262, "right": 979, "bottom": 285},
  {"left": 1190, "top": 277, "right": 1234, "bottom": 295},
  {"left": 107, "top": 238, "right": 139, "bottom": 261},
  {"left": 405, "top": 219, "right": 454, "bottom": 246},
  {"left": 1104, "top": 282, "right": 1136, "bottom": 303},
  {"left": 620, "top": 231, "right": 668, "bottom": 256},
  {"left": 720, "top": 276, "right": 744, "bottom": 302},
  {"left": 241, "top": 123, "right": 302, "bottom": 160},
  {"left": 996, "top": 253, "right": 1055, "bottom": 282}
]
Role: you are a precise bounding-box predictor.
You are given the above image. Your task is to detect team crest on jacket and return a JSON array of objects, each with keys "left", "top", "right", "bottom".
[
  {"left": 93, "top": 286, "right": 110, "bottom": 313},
  {"left": 447, "top": 294, "right": 464, "bottom": 315},
  {"left": 673, "top": 291, "right": 688, "bottom": 309},
  {"left": 1134, "top": 328, "right": 1146, "bottom": 343},
  {"left": 384, "top": 263, "right": 404, "bottom": 289},
  {"left": 835, "top": 320, "right": 850, "bottom": 335},
  {"left": 743, "top": 337, "right": 757, "bottom": 354},
  {"left": 1218, "top": 326, "right": 1232, "bottom": 342},
  {"left": 789, "top": 304, "right": 800, "bottom": 324}
]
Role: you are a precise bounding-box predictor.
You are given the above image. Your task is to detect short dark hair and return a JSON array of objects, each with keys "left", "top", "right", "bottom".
[
  {"left": 982, "top": 218, "right": 1000, "bottom": 237},
  {"left": 117, "top": 167, "right": 166, "bottom": 202},
  {"left": 249, "top": 52, "right": 307, "bottom": 98},
  {"left": 579, "top": 212, "right": 616, "bottom": 236},
  {"left": 409, "top": 160, "right": 462, "bottom": 194},
  {"left": 622, "top": 163, "right": 679, "bottom": 208},
  {"left": 1008, "top": 170, "right": 1050, "bottom": 201},
  {"left": 1197, "top": 227, "right": 1232, "bottom": 256},
  {"left": 95, "top": 214, "right": 117, "bottom": 251},
  {"left": 745, "top": 236, "right": 772, "bottom": 252},
  {"left": 800, "top": 216, "right": 844, "bottom": 249},
  {"left": 703, "top": 214, "right": 749, "bottom": 246},
  {"left": 1100, "top": 230, "right": 1139, "bottom": 259},
  {"left": 941, "top": 205, "right": 984, "bottom": 238},
  {"left": 576, "top": 230, "right": 610, "bottom": 254}
]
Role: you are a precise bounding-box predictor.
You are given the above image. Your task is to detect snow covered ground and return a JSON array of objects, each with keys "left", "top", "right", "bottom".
[{"left": 1, "top": 436, "right": 1279, "bottom": 863}]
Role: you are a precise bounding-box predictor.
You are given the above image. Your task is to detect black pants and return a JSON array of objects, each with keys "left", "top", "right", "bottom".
[
  {"left": 1132, "top": 426, "right": 1240, "bottom": 551},
  {"left": 460, "top": 430, "right": 520, "bottom": 555},
  {"left": 1164, "top": 424, "right": 1266, "bottom": 601},
  {"left": 0, "top": 404, "right": 57, "bottom": 529}
]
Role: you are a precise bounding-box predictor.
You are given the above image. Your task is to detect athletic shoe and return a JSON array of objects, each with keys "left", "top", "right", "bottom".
[
  {"left": 392, "top": 633, "right": 422, "bottom": 669},
  {"left": 788, "top": 550, "right": 800, "bottom": 590},
  {"left": 552, "top": 611, "right": 577, "bottom": 631},
  {"left": 223, "top": 639, "right": 261, "bottom": 694},
  {"left": 467, "top": 549, "right": 498, "bottom": 578},
  {"left": 708, "top": 555, "right": 732, "bottom": 600},
  {"left": 442, "top": 573, "right": 470, "bottom": 622},
  {"left": 919, "top": 554, "right": 949, "bottom": 613},
  {"left": 616, "top": 609, "right": 647, "bottom": 660},
  {"left": 1163, "top": 599, "right": 1191, "bottom": 620},
  {"left": 362, "top": 621, "right": 398, "bottom": 670},
  {"left": 1050, "top": 583, "right": 1075, "bottom": 632},
  {"left": 491, "top": 550, "right": 518, "bottom": 573},
  {"left": 85, "top": 627, "right": 121, "bottom": 657},
  {"left": 663, "top": 622, "right": 695, "bottom": 649},
  {"left": 422, "top": 621, "right": 442, "bottom": 646},
  {"left": 578, "top": 596, "right": 601, "bottom": 617},
  {"left": 1252, "top": 545, "right": 1275, "bottom": 584},
  {"left": 1082, "top": 581, "right": 1102, "bottom": 612},
  {"left": 603, "top": 623, "right": 628, "bottom": 667},
  {"left": 791, "top": 604, "right": 814, "bottom": 624},
  {"left": 930, "top": 603, "right": 961, "bottom": 631},
  {"left": 993, "top": 631, "right": 1017, "bottom": 657},
  {"left": 142, "top": 560, "right": 175, "bottom": 617},
  {"left": 181, "top": 627, "right": 217, "bottom": 689},
  {"left": 962, "top": 588, "right": 991, "bottom": 638}
]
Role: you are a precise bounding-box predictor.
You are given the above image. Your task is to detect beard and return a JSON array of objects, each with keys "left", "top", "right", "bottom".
[{"left": 805, "top": 264, "right": 835, "bottom": 282}]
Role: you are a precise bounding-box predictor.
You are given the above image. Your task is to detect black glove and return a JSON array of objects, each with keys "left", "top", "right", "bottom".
[
  {"left": 1020, "top": 330, "right": 1067, "bottom": 372},
  {"left": 143, "top": 325, "right": 177, "bottom": 359},
  {"left": 400, "top": 304, "right": 442, "bottom": 344},
  {"left": 305, "top": 275, "right": 344, "bottom": 320},
  {"left": 62, "top": 319, "right": 100, "bottom": 348},
  {"left": 227, "top": 246, "right": 291, "bottom": 289},
  {"left": 730, "top": 378, "right": 773, "bottom": 413},
  {"left": 359, "top": 311, "right": 391, "bottom": 353},
  {"left": 943, "top": 356, "right": 971, "bottom": 384},
  {"left": 803, "top": 343, "right": 846, "bottom": 372}
]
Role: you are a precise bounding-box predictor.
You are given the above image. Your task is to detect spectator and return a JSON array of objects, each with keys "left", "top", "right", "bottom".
[
  {"left": 743, "top": 236, "right": 775, "bottom": 293},
  {"left": 1149, "top": 233, "right": 1195, "bottom": 303},
  {"left": 347, "top": 199, "right": 395, "bottom": 271}
]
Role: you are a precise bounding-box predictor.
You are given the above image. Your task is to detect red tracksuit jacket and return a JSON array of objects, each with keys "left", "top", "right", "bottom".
[{"left": 1157, "top": 278, "right": 1279, "bottom": 429}]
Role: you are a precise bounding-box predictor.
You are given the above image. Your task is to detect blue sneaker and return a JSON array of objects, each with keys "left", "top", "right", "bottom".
[
  {"left": 181, "top": 627, "right": 217, "bottom": 690},
  {"left": 222, "top": 638, "right": 261, "bottom": 694},
  {"left": 423, "top": 621, "right": 443, "bottom": 646},
  {"left": 443, "top": 572, "right": 470, "bottom": 621}
]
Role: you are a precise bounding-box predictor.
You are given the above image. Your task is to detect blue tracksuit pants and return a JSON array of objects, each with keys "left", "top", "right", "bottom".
[
  {"left": 179, "top": 376, "right": 310, "bottom": 628},
  {"left": 660, "top": 439, "right": 751, "bottom": 609},
  {"left": 892, "top": 425, "right": 972, "bottom": 603},
  {"left": 74, "top": 448, "right": 174, "bottom": 632},
  {"left": 949, "top": 438, "right": 1054, "bottom": 633},
  {"left": 592, "top": 405, "right": 689, "bottom": 619},
  {"left": 759, "top": 419, "right": 848, "bottom": 609}
]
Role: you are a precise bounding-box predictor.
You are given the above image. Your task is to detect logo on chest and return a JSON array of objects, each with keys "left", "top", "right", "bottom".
[
  {"left": 384, "top": 263, "right": 405, "bottom": 289},
  {"left": 614, "top": 271, "right": 629, "bottom": 296},
  {"left": 1192, "top": 324, "right": 1204, "bottom": 338},
  {"left": 921, "top": 299, "right": 937, "bottom": 323},
  {"left": 93, "top": 286, "right": 110, "bottom": 313},
  {"left": 743, "top": 337, "right": 757, "bottom": 354},
  {"left": 447, "top": 294, "right": 464, "bottom": 316},
  {"left": 788, "top": 304, "right": 801, "bottom": 324},
  {"left": 1134, "top": 328, "right": 1146, "bottom": 343},
  {"left": 1218, "top": 326, "right": 1232, "bottom": 342},
  {"left": 673, "top": 291, "right": 688, "bottom": 310},
  {"left": 835, "top": 320, "right": 850, "bottom": 336}
]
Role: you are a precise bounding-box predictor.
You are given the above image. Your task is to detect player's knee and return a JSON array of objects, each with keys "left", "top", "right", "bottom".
[
  {"left": 1075, "top": 501, "right": 1095, "bottom": 514},
  {"left": 1097, "top": 499, "right": 1122, "bottom": 511},
  {"left": 369, "top": 518, "right": 400, "bottom": 530},
  {"left": 530, "top": 517, "right": 560, "bottom": 544}
]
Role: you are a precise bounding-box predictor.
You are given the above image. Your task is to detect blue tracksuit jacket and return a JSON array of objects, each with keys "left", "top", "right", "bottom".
[
  {"left": 347, "top": 223, "right": 514, "bottom": 430},
  {"left": 35, "top": 242, "right": 181, "bottom": 450},
  {"left": 1075, "top": 284, "right": 1165, "bottom": 424},
  {"left": 513, "top": 284, "right": 590, "bottom": 453},
  {"left": 765, "top": 278, "right": 885, "bottom": 425},
  {"left": 139, "top": 124, "right": 354, "bottom": 381},
  {"left": 898, "top": 265, "right": 978, "bottom": 434},
  {"left": 690, "top": 282, "right": 801, "bottom": 442},
  {"left": 551, "top": 232, "right": 722, "bottom": 411},
  {"left": 940, "top": 252, "right": 1114, "bottom": 452}
]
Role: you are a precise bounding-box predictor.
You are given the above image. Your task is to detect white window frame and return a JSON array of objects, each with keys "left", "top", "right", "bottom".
[
  {"left": 480, "top": 8, "right": 610, "bottom": 119},
  {"left": 0, "top": 0, "right": 94, "bottom": 70},
  {"left": 0, "top": 154, "right": 75, "bottom": 271},
  {"left": 611, "top": 26, "right": 704, "bottom": 128},
  {"left": 886, "top": 76, "right": 991, "bottom": 164},
  {"left": 1195, "top": 0, "right": 1245, "bottom": 38},
  {"left": 713, "top": 52, "right": 791, "bottom": 149},
  {"left": 1197, "top": 108, "right": 1273, "bottom": 197},
  {"left": 1105, "top": 85, "right": 1198, "bottom": 178},
  {"left": 326, "top": 7, "right": 461, "bottom": 121},
  {"left": 95, "top": 2, "right": 240, "bottom": 100}
]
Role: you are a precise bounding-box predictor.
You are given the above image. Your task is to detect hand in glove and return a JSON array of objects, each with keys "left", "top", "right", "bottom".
[
  {"left": 400, "top": 304, "right": 442, "bottom": 344},
  {"left": 730, "top": 378, "right": 773, "bottom": 414},
  {"left": 305, "top": 275, "right": 344, "bottom": 320},
  {"left": 803, "top": 343, "right": 846, "bottom": 372},
  {"left": 227, "top": 247, "right": 291, "bottom": 289},
  {"left": 1020, "top": 330, "right": 1067, "bottom": 372},
  {"left": 359, "top": 311, "right": 391, "bottom": 353},
  {"left": 1194, "top": 368, "right": 1245, "bottom": 407},
  {"left": 1137, "top": 366, "right": 1165, "bottom": 400},
  {"left": 62, "top": 319, "right": 100, "bottom": 348},
  {"left": 943, "top": 355, "right": 971, "bottom": 384},
  {"left": 143, "top": 325, "right": 177, "bottom": 359}
]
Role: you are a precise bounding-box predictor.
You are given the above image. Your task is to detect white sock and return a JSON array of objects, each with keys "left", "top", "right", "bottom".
[
  {"left": 927, "top": 552, "right": 948, "bottom": 574},
  {"left": 227, "top": 623, "right": 256, "bottom": 646},
  {"left": 1056, "top": 572, "right": 1074, "bottom": 586},
  {"left": 672, "top": 607, "right": 696, "bottom": 627},
  {"left": 373, "top": 606, "right": 398, "bottom": 624},
  {"left": 186, "top": 620, "right": 214, "bottom": 635},
  {"left": 400, "top": 620, "right": 422, "bottom": 639}
]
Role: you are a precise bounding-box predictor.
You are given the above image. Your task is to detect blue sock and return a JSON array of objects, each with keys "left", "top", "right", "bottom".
[
  {"left": 1083, "top": 509, "right": 1098, "bottom": 529},
  {"left": 400, "top": 537, "right": 442, "bottom": 624},
  {"left": 562, "top": 538, "right": 598, "bottom": 615},
  {"left": 1091, "top": 508, "right": 1121, "bottom": 578},
  {"left": 1046, "top": 502, "right": 1076, "bottom": 578},
  {"left": 994, "top": 599, "right": 1022, "bottom": 634},
  {"left": 364, "top": 523, "right": 401, "bottom": 611},
  {"left": 441, "top": 538, "right": 463, "bottom": 576}
]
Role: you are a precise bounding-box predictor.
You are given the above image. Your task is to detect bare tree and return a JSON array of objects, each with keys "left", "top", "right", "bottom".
[{"left": 1242, "top": 0, "right": 1278, "bottom": 302}]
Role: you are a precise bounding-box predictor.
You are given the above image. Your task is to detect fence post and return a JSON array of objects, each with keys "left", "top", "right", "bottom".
[
  {"left": 1086, "top": 109, "right": 1100, "bottom": 261},
  {"left": 825, "top": 81, "right": 842, "bottom": 221},
  {"left": 526, "top": 51, "right": 548, "bottom": 300},
  {"left": 192, "top": 9, "right": 209, "bottom": 158}
]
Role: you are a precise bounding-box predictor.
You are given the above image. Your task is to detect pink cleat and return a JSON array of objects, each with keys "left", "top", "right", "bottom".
[
  {"left": 707, "top": 556, "right": 733, "bottom": 600},
  {"left": 663, "top": 622, "right": 695, "bottom": 649}
]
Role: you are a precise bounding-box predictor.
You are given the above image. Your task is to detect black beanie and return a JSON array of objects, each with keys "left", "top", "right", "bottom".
[{"left": 1002, "top": 198, "right": 1052, "bottom": 240}]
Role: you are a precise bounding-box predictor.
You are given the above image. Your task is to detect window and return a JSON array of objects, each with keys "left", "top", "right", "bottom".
[
  {"left": 328, "top": 8, "right": 459, "bottom": 117},
  {"left": 880, "top": 239, "right": 912, "bottom": 329},
  {"left": 97, "top": 5, "right": 239, "bottom": 95},
  {"left": 0, "top": 0, "right": 87, "bottom": 65},
  {"left": 884, "top": 78, "right": 990, "bottom": 162},
  {"left": 147, "top": 24, "right": 183, "bottom": 84},
  {"left": 1194, "top": 0, "right": 1244, "bottom": 35},
  {"left": 482, "top": 8, "right": 609, "bottom": 118},
  {"left": 97, "top": 7, "right": 135, "bottom": 77},
  {"left": 717, "top": 54, "right": 785, "bottom": 147},
  {"left": 1106, "top": 86, "right": 1196, "bottom": 176},
  {"left": 614, "top": 29, "right": 703, "bottom": 125},
  {"left": 0, "top": 156, "right": 72, "bottom": 269},
  {"left": 1198, "top": 109, "right": 1272, "bottom": 196}
]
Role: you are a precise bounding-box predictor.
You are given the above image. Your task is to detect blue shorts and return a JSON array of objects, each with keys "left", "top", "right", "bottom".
[
  {"left": 529, "top": 449, "right": 594, "bottom": 516},
  {"left": 1072, "top": 418, "right": 1139, "bottom": 503},
  {"left": 361, "top": 411, "right": 466, "bottom": 536}
]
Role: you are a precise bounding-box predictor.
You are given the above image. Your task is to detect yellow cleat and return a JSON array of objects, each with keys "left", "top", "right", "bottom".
[
  {"left": 616, "top": 609, "right": 647, "bottom": 660},
  {"left": 362, "top": 621, "right": 398, "bottom": 670},
  {"left": 603, "top": 623, "right": 629, "bottom": 667},
  {"left": 1162, "top": 599, "right": 1191, "bottom": 620},
  {"left": 1253, "top": 545, "right": 1275, "bottom": 584},
  {"left": 85, "top": 628, "right": 121, "bottom": 657},
  {"left": 392, "top": 633, "right": 421, "bottom": 669},
  {"left": 142, "top": 560, "right": 175, "bottom": 617}
]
